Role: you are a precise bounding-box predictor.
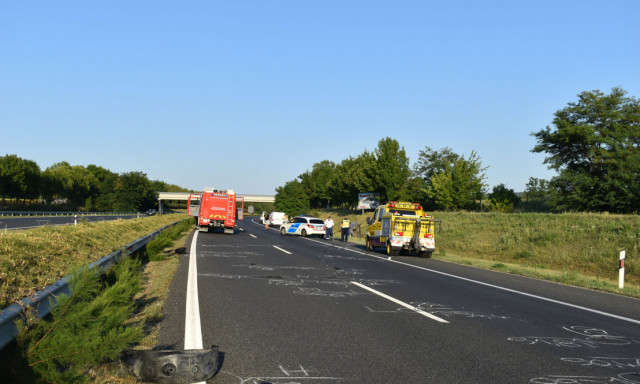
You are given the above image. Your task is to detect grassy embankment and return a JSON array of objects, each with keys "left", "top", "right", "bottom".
[
  {"left": 0, "top": 214, "right": 193, "bottom": 383},
  {"left": 0, "top": 214, "right": 189, "bottom": 310},
  {"left": 309, "top": 209, "right": 640, "bottom": 298}
]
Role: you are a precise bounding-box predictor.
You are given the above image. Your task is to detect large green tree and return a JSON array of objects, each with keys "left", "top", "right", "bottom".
[
  {"left": 299, "top": 160, "right": 336, "bottom": 209},
  {"left": 43, "top": 162, "right": 98, "bottom": 208},
  {"left": 0, "top": 154, "right": 41, "bottom": 203},
  {"left": 414, "top": 147, "right": 487, "bottom": 210},
  {"left": 413, "top": 147, "right": 461, "bottom": 209},
  {"left": 532, "top": 87, "right": 640, "bottom": 212},
  {"left": 86, "top": 165, "right": 119, "bottom": 211},
  {"left": 373, "top": 137, "right": 410, "bottom": 202},
  {"left": 422, "top": 150, "right": 487, "bottom": 210},
  {"left": 113, "top": 171, "right": 155, "bottom": 212},
  {"left": 274, "top": 179, "right": 309, "bottom": 216}
]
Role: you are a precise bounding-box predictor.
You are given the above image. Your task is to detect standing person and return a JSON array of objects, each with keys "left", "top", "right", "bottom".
[
  {"left": 324, "top": 216, "right": 334, "bottom": 240},
  {"left": 340, "top": 217, "right": 350, "bottom": 242},
  {"left": 264, "top": 212, "right": 270, "bottom": 230}
]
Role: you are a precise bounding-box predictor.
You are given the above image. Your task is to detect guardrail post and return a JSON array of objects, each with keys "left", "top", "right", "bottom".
[{"left": 619, "top": 251, "right": 625, "bottom": 289}]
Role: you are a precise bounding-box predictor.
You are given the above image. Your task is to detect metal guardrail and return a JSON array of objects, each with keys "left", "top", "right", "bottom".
[
  {"left": 0, "top": 211, "right": 141, "bottom": 217},
  {"left": 0, "top": 221, "right": 180, "bottom": 350}
]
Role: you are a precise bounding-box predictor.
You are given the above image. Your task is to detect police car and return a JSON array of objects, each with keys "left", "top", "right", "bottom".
[{"left": 280, "top": 216, "right": 326, "bottom": 237}]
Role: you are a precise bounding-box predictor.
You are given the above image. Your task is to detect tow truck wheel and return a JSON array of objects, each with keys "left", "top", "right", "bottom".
[
  {"left": 366, "top": 237, "right": 373, "bottom": 251},
  {"left": 417, "top": 250, "right": 433, "bottom": 258},
  {"left": 301, "top": 229, "right": 308, "bottom": 237}
]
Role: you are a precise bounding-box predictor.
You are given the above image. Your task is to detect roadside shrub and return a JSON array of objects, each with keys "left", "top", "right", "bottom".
[
  {"left": 145, "top": 219, "right": 192, "bottom": 261},
  {"left": 15, "top": 258, "right": 144, "bottom": 383}
]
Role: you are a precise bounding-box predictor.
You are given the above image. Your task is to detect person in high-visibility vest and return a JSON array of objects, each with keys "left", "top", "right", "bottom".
[{"left": 340, "top": 217, "right": 350, "bottom": 242}]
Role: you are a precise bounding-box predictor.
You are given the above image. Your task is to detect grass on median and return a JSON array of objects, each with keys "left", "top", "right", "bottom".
[
  {"left": 0, "top": 216, "right": 193, "bottom": 384},
  {"left": 0, "top": 214, "right": 189, "bottom": 309}
]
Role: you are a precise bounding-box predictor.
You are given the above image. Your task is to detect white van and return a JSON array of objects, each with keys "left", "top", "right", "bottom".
[{"left": 268, "top": 212, "right": 286, "bottom": 227}]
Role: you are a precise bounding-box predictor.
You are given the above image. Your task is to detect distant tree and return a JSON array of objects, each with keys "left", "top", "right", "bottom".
[
  {"left": 42, "top": 162, "right": 98, "bottom": 208},
  {"left": 327, "top": 158, "right": 357, "bottom": 208},
  {"left": 326, "top": 152, "right": 378, "bottom": 208},
  {"left": 274, "top": 179, "right": 309, "bottom": 216},
  {"left": 151, "top": 180, "right": 189, "bottom": 193},
  {"left": 523, "top": 177, "right": 549, "bottom": 201},
  {"left": 488, "top": 184, "right": 520, "bottom": 212},
  {"left": 416, "top": 148, "right": 487, "bottom": 210},
  {"left": 413, "top": 147, "right": 462, "bottom": 209},
  {"left": 373, "top": 137, "right": 410, "bottom": 202},
  {"left": 413, "top": 147, "right": 460, "bottom": 182},
  {"left": 113, "top": 171, "right": 155, "bottom": 212},
  {"left": 532, "top": 87, "right": 640, "bottom": 212},
  {"left": 396, "top": 176, "right": 429, "bottom": 207},
  {"left": 86, "top": 165, "right": 119, "bottom": 211},
  {"left": 309, "top": 160, "right": 335, "bottom": 208},
  {"left": 0, "top": 154, "right": 41, "bottom": 204}
]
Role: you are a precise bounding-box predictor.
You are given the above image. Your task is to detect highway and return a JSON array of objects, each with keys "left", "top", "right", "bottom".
[{"left": 158, "top": 217, "right": 640, "bottom": 383}]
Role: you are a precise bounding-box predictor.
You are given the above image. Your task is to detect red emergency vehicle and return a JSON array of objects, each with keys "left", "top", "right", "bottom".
[{"left": 187, "top": 188, "right": 244, "bottom": 234}]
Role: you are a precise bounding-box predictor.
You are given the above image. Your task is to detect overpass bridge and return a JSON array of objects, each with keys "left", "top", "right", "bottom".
[{"left": 157, "top": 192, "right": 275, "bottom": 213}]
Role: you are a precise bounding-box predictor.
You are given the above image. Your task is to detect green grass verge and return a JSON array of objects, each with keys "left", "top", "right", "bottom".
[
  {"left": 0, "top": 216, "right": 193, "bottom": 383},
  {"left": 310, "top": 209, "right": 640, "bottom": 298},
  {"left": 0, "top": 214, "right": 189, "bottom": 309}
]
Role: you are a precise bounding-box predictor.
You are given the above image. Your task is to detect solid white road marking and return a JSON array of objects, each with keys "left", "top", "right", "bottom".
[
  {"left": 273, "top": 245, "right": 292, "bottom": 254},
  {"left": 249, "top": 233, "right": 257, "bottom": 238},
  {"left": 304, "top": 237, "right": 640, "bottom": 325},
  {"left": 249, "top": 219, "right": 639, "bottom": 325},
  {"left": 185, "top": 230, "right": 203, "bottom": 350},
  {"left": 351, "top": 281, "right": 449, "bottom": 323}
]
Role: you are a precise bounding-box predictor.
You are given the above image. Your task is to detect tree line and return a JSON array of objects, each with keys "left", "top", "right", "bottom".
[
  {"left": 0, "top": 159, "right": 188, "bottom": 212},
  {"left": 275, "top": 87, "right": 640, "bottom": 215}
]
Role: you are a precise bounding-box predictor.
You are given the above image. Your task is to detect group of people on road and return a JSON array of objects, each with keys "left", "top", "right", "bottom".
[
  {"left": 324, "top": 216, "right": 351, "bottom": 242},
  {"left": 262, "top": 211, "right": 351, "bottom": 242}
]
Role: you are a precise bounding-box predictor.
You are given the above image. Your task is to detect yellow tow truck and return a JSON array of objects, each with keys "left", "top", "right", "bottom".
[{"left": 365, "top": 201, "right": 440, "bottom": 257}]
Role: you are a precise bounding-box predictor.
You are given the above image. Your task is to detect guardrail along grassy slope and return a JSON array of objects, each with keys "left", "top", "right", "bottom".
[
  {"left": 0, "top": 214, "right": 190, "bottom": 309},
  {"left": 311, "top": 209, "right": 639, "bottom": 297}
]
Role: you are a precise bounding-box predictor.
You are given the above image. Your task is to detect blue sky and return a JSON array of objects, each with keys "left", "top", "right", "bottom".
[{"left": 2, "top": 1, "right": 639, "bottom": 195}]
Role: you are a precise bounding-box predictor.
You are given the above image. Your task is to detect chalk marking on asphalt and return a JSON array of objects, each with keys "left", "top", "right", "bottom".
[
  {"left": 185, "top": 230, "right": 204, "bottom": 350},
  {"left": 350, "top": 281, "right": 449, "bottom": 323},
  {"left": 303, "top": 237, "right": 640, "bottom": 326},
  {"left": 273, "top": 245, "right": 292, "bottom": 254},
  {"left": 250, "top": 217, "right": 639, "bottom": 325}
]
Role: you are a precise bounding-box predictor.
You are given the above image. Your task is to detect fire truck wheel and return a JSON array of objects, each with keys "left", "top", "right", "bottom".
[{"left": 301, "top": 229, "right": 308, "bottom": 237}]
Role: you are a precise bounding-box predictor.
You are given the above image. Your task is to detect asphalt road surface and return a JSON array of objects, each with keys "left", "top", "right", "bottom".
[{"left": 158, "top": 217, "right": 640, "bottom": 384}]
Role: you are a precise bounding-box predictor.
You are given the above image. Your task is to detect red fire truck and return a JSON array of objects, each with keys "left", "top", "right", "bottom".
[{"left": 187, "top": 188, "right": 244, "bottom": 234}]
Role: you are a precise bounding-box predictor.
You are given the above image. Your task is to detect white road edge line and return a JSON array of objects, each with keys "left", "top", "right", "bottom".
[
  {"left": 350, "top": 281, "right": 449, "bottom": 323},
  {"left": 185, "top": 230, "right": 204, "bottom": 350},
  {"left": 273, "top": 245, "right": 292, "bottom": 254},
  {"left": 304, "top": 237, "right": 640, "bottom": 325}
]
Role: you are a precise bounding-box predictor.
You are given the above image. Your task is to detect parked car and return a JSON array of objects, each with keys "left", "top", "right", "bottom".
[
  {"left": 269, "top": 211, "right": 287, "bottom": 227},
  {"left": 280, "top": 216, "right": 326, "bottom": 237},
  {"left": 146, "top": 209, "right": 157, "bottom": 215}
]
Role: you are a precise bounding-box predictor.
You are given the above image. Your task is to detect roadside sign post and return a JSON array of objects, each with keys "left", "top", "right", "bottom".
[{"left": 619, "top": 251, "right": 625, "bottom": 289}]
